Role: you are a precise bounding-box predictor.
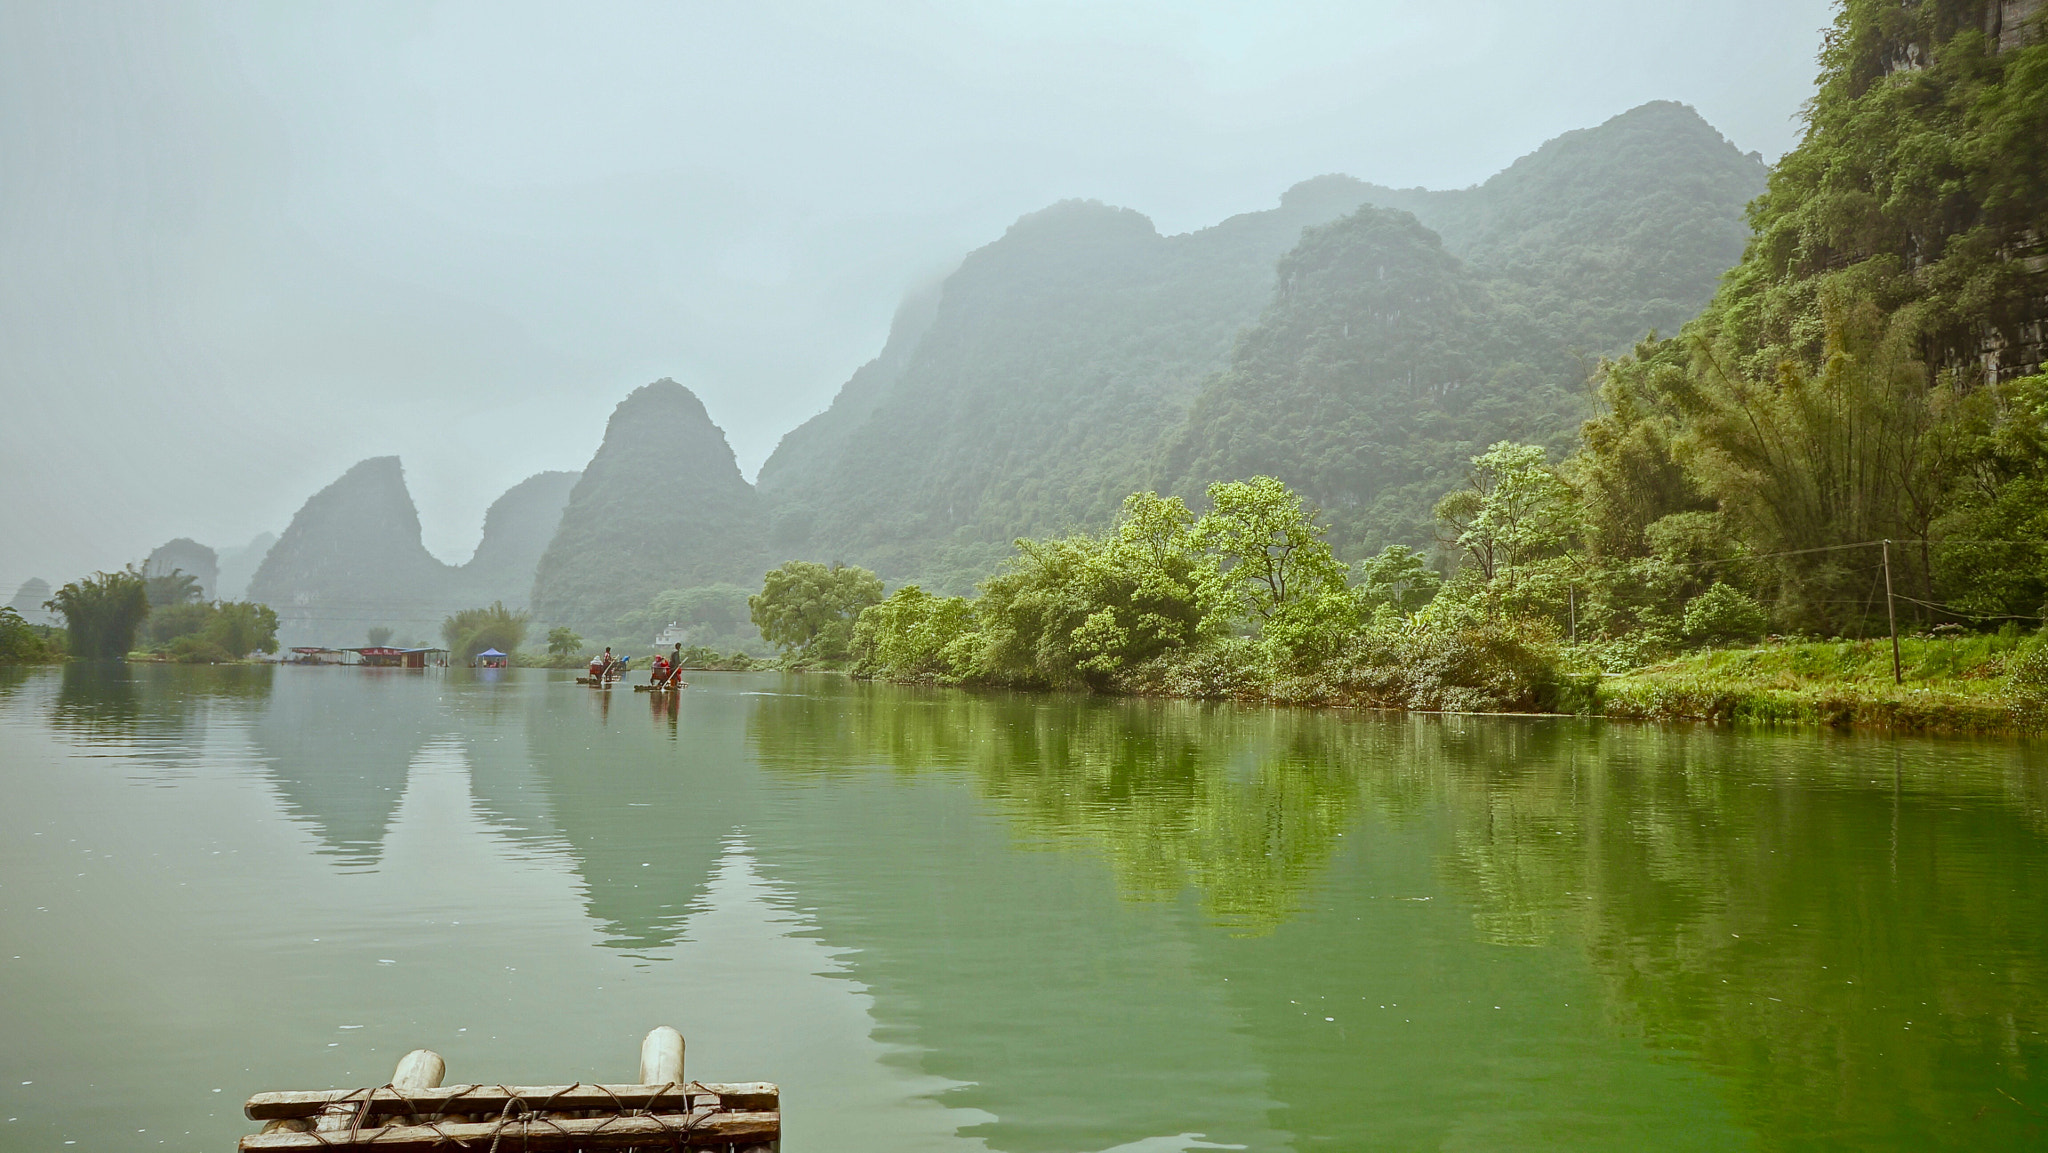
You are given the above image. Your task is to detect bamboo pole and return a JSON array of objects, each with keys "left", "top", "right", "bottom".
[
  {"left": 246, "top": 1083, "right": 777, "bottom": 1121},
  {"left": 239, "top": 1111, "right": 779, "bottom": 1151},
  {"left": 1883, "top": 539, "right": 1902, "bottom": 686}
]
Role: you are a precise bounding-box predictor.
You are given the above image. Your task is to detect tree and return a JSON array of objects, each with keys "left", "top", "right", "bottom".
[
  {"left": 207, "top": 602, "right": 280, "bottom": 657},
  {"left": 546, "top": 626, "right": 583, "bottom": 659},
  {"left": 47, "top": 570, "right": 150, "bottom": 659},
  {"left": 1194, "top": 476, "right": 1349, "bottom": 623},
  {"left": 1435, "top": 442, "right": 1579, "bottom": 587},
  {"left": 749, "top": 562, "right": 884, "bottom": 660},
  {"left": 366, "top": 626, "right": 394, "bottom": 647},
  {"left": 140, "top": 567, "right": 203, "bottom": 609},
  {"left": 850, "top": 585, "right": 977, "bottom": 681},
  {"left": 0, "top": 606, "right": 61, "bottom": 664},
  {"left": 441, "top": 602, "right": 530, "bottom": 660},
  {"left": 1356, "top": 546, "right": 1442, "bottom": 616}
]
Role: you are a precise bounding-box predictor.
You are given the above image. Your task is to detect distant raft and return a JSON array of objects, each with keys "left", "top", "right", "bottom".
[{"left": 238, "top": 1026, "right": 777, "bottom": 1151}]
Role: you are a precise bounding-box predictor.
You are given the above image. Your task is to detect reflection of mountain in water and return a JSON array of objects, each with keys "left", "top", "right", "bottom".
[
  {"left": 467, "top": 678, "right": 766, "bottom": 957},
  {"left": 250, "top": 669, "right": 447, "bottom": 866}
]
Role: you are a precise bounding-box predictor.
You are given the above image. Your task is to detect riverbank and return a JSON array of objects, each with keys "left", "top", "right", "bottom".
[
  {"left": 855, "top": 629, "right": 2048, "bottom": 737},
  {"left": 1594, "top": 633, "right": 2044, "bottom": 735}
]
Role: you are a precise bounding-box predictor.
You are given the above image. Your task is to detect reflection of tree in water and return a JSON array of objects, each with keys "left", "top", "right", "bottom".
[
  {"left": 250, "top": 670, "right": 442, "bottom": 868},
  {"left": 44, "top": 664, "right": 275, "bottom": 775},
  {"left": 1415, "top": 726, "right": 2048, "bottom": 1149},
  {"left": 748, "top": 684, "right": 1373, "bottom": 932}
]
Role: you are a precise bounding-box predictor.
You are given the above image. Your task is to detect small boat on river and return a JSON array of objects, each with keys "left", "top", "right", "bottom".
[{"left": 239, "top": 1026, "right": 777, "bottom": 1150}]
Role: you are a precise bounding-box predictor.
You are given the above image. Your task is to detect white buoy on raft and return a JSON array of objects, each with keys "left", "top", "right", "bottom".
[{"left": 640, "top": 1025, "right": 685, "bottom": 1085}]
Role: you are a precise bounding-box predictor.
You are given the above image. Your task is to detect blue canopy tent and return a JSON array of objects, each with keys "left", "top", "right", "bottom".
[{"left": 473, "top": 647, "right": 509, "bottom": 669}]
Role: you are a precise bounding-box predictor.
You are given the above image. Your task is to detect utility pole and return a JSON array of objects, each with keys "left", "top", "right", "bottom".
[{"left": 1882, "top": 539, "right": 1902, "bottom": 685}]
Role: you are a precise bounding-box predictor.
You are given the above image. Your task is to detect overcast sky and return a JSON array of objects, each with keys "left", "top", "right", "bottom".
[{"left": 0, "top": 0, "right": 1836, "bottom": 587}]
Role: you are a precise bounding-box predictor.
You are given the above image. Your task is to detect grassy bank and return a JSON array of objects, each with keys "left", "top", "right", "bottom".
[{"left": 1594, "top": 632, "right": 2044, "bottom": 735}]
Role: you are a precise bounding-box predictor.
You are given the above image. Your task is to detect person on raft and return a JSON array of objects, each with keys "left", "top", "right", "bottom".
[{"left": 651, "top": 652, "right": 670, "bottom": 684}]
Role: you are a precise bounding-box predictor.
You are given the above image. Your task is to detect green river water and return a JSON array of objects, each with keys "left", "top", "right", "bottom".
[{"left": 1, "top": 664, "right": 2046, "bottom": 1150}]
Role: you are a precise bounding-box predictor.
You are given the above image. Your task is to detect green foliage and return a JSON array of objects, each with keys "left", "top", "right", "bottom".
[
  {"left": 0, "top": 606, "right": 63, "bottom": 664},
  {"left": 1682, "top": 583, "right": 1770, "bottom": 646},
  {"left": 749, "top": 562, "right": 884, "bottom": 663},
  {"left": 850, "top": 586, "right": 978, "bottom": 681},
  {"left": 546, "top": 626, "right": 583, "bottom": 658},
  {"left": 1355, "top": 546, "right": 1442, "bottom": 615},
  {"left": 142, "top": 601, "right": 216, "bottom": 647},
  {"left": 48, "top": 570, "right": 150, "bottom": 660},
  {"left": 141, "top": 567, "right": 203, "bottom": 609},
  {"left": 206, "top": 601, "right": 280, "bottom": 657},
  {"left": 847, "top": 475, "right": 1571, "bottom": 710},
  {"left": 1195, "top": 477, "right": 1348, "bottom": 621},
  {"left": 441, "top": 602, "right": 530, "bottom": 660},
  {"left": 1434, "top": 442, "right": 1580, "bottom": 586},
  {"left": 1563, "top": 4, "right": 2048, "bottom": 643}
]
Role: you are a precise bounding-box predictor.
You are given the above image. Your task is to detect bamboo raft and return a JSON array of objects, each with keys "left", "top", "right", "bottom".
[{"left": 240, "top": 1027, "right": 777, "bottom": 1151}]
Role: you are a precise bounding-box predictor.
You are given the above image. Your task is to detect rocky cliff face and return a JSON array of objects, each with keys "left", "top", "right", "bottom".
[{"left": 530, "top": 380, "right": 764, "bottom": 634}]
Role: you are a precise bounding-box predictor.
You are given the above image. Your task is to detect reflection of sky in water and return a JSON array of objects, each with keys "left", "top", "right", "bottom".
[{"left": 2, "top": 665, "right": 2046, "bottom": 1150}]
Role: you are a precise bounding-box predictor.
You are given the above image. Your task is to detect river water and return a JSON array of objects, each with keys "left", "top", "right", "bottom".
[{"left": 1, "top": 664, "right": 2045, "bottom": 1151}]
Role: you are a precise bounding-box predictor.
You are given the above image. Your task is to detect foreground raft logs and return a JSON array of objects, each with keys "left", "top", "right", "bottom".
[{"left": 240, "top": 1027, "right": 777, "bottom": 1151}]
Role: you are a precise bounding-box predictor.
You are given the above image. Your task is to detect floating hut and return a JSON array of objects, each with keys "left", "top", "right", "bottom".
[
  {"left": 347, "top": 646, "right": 450, "bottom": 669},
  {"left": 238, "top": 1026, "right": 776, "bottom": 1150}
]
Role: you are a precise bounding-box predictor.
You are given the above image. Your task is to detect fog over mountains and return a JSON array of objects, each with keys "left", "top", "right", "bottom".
[
  {"left": 151, "top": 100, "right": 1771, "bottom": 647},
  {"left": 0, "top": 1, "right": 1834, "bottom": 598}
]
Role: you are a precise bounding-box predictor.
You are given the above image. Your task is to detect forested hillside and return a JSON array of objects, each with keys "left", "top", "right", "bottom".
[
  {"left": 1573, "top": 0, "right": 2048, "bottom": 637},
  {"left": 530, "top": 380, "right": 765, "bottom": 635},
  {"left": 755, "top": 177, "right": 1386, "bottom": 590},
  {"left": 756, "top": 102, "right": 1764, "bottom": 588}
]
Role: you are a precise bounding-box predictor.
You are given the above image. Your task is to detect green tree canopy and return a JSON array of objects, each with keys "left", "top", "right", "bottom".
[
  {"left": 48, "top": 570, "right": 150, "bottom": 660},
  {"left": 546, "top": 626, "right": 584, "bottom": 658},
  {"left": 1194, "top": 476, "right": 1348, "bottom": 622},
  {"left": 441, "top": 602, "right": 530, "bottom": 660},
  {"left": 749, "top": 562, "right": 885, "bottom": 660}
]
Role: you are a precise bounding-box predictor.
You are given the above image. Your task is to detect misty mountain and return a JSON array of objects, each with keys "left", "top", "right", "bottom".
[
  {"left": 1160, "top": 207, "right": 1574, "bottom": 551},
  {"left": 1347, "top": 100, "right": 1767, "bottom": 355},
  {"left": 7, "top": 578, "right": 54, "bottom": 627},
  {"left": 457, "top": 470, "right": 580, "bottom": 608},
  {"left": 756, "top": 174, "right": 1386, "bottom": 589},
  {"left": 246, "top": 457, "right": 459, "bottom": 647},
  {"left": 530, "top": 380, "right": 764, "bottom": 636},
  {"left": 1162, "top": 103, "right": 1768, "bottom": 552},
  {"left": 754, "top": 101, "right": 1764, "bottom": 587},
  {"left": 248, "top": 458, "right": 579, "bottom": 647},
  {"left": 214, "top": 532, "right": 278, "bottom": 602},
  {"left": 142, "top": 538, "right": 220, "bottom": 600}
]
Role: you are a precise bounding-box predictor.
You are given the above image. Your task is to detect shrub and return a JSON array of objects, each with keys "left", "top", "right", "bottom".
[
  {"left": 0, "top": 606, "right": 62, "bottom": 664},
  {"left": 1682, "top": 583, "right": 1769, "bottom": 646}
]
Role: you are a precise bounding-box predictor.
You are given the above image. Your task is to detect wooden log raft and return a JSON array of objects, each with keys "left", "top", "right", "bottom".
[{"left": 239, "top": 1027, "right": 777, "bottom": 1151}]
